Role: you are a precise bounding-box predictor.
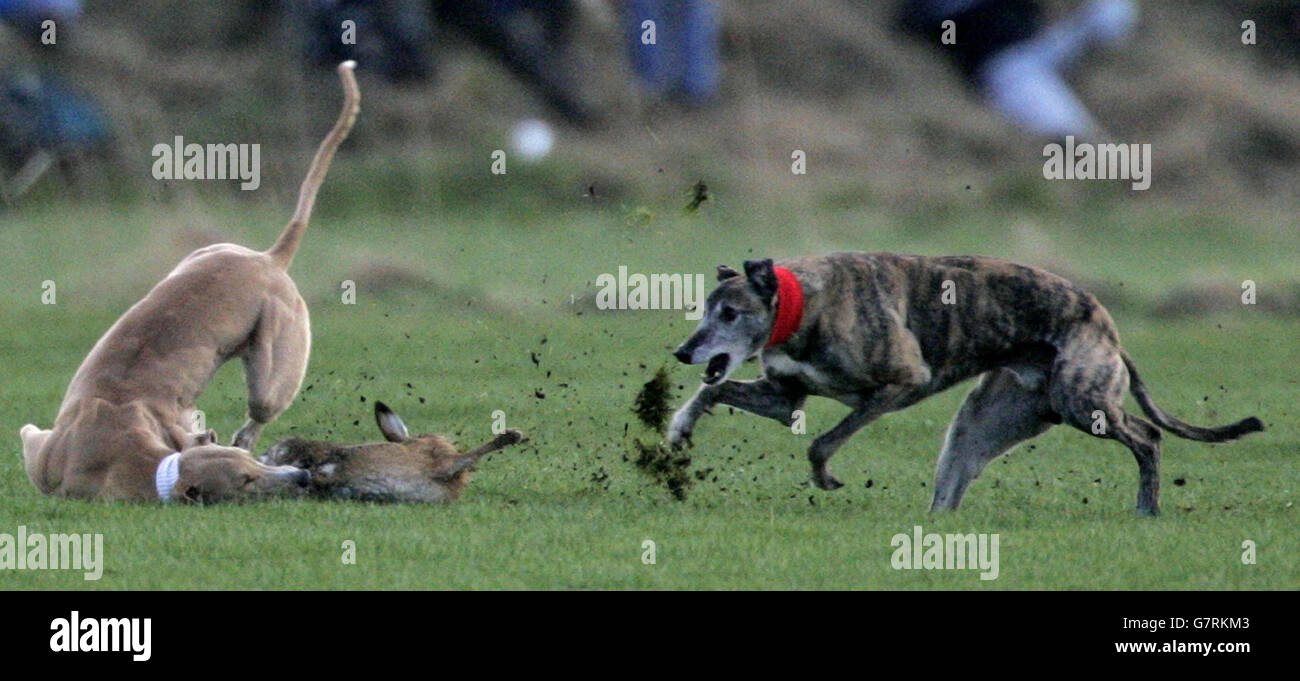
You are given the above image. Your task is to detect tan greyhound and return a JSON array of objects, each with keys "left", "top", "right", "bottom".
[{"left": 19, "top": 61, "right": 360, "bottom": 503}]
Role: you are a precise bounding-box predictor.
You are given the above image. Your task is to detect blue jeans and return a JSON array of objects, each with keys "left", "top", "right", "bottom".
[{"left": 627, "top": 0, "right": 720, "bottom": 104}]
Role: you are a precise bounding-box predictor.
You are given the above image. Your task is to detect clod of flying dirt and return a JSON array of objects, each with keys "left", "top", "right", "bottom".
[
  {"left": 632, "top": 367, "right": 673, "bottom": 433},
  {"left": 631, "top": 438, "right": 693, "bottom": 501}
]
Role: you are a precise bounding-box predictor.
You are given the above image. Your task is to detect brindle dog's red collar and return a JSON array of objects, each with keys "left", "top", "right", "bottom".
[{"left": 766, "top": 267, "right": 804, "bottom": 347}]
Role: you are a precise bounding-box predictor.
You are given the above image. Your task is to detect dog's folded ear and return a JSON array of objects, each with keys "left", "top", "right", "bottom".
[
  {"left": 743, "top": 259, "right": 777, "bottom": 301},
  {"left": 716, "top": 264, "right": 740, "bottom": 281},
  {"left": 374, "top": 401, "right": 410, "bottom": 443}
]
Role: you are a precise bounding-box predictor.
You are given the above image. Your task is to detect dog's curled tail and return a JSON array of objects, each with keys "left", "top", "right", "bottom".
[
  {"left": 1122, "top": 353, "right": 1264, "bottom": 442},
  {"left": 266, "top": 61, "right": 361, "bottom": 269}
]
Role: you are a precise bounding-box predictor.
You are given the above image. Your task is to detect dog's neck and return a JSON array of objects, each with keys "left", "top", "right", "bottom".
[
  {"left": 766, "top": 266, "right": 805, "bottom": 347},
  {"left": 114, "top": 432, "right": 181, "bottom": 502}
]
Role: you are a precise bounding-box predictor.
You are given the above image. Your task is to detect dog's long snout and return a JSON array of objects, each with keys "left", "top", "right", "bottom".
[{"left": 673, "top": 347, "right": 693, "bottom": 364}]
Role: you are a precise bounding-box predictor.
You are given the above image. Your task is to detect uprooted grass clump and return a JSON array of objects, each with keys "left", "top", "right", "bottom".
[
  {"left": 631, "top": 366, "right": 673, "bottom": 433},
  {"left": 631, "top": 438, "right": 693, "bottom": 501},
  {"left": 628, "top": 366, "right": 694, "bottom": 499}
]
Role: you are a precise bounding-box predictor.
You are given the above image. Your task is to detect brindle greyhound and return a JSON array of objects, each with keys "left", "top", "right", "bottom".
[
  {"left": 669, "top": 254, "right": 1263, "bottom": 516},
  {"left": 18, "top": 62, "right": 360, "bottom": 503}
]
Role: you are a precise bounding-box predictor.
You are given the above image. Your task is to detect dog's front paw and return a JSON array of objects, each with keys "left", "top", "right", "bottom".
[
  {"left": 666, "top": 411, "right": 695, "bottom": 450},
  {"left": 812, "top": 468, "right": 844, "bottom": 491},
  {"left": 666, "top": 430, "right": 691, "bottom": 451}
]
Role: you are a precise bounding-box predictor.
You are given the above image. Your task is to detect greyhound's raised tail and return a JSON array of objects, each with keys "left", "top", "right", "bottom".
[{"left": 265, "top": 60, "right": 361, "bottom": 269}]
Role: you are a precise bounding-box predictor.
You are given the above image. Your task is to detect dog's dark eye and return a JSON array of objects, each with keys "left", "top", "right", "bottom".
[{"left": 720, "top": 305, "right": 738, "bottom": 323}]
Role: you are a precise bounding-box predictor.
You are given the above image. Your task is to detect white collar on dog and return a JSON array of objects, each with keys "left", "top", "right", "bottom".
[{"left": 155, "top": 452, "right": 182, "bottom": 501}]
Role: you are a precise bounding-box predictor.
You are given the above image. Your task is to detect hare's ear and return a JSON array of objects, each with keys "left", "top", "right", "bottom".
[
  {"left": 374, "top": 402, "right": 410, "bottom": 442},
  {"left": 182, "top": 428, "right": 218, "bottom": 450}
]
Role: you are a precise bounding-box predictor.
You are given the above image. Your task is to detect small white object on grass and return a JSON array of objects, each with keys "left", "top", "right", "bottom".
[{"left": 510, "top": 119, "right": 555, "bottom": 161}]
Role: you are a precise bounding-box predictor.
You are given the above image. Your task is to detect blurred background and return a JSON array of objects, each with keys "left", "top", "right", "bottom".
[{"left": 0, "top": 0, "right": 1297, "bottom": 314}]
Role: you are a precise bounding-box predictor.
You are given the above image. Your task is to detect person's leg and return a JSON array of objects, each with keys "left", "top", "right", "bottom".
[
  {"left": 976, "top": 0, "right": 1137, "bottom": 137},
  {"left": 977, "top": 45, "right": 1102, "bottom": 137},
  {"left": 1031, "top": 0, "right": 1137, "bottom": 70},
  {"left": 627, "top": 0, "right": 673, "bottom": 96},
  {"left": 677, "top": 0, "right": 720, "bottom": 104}
]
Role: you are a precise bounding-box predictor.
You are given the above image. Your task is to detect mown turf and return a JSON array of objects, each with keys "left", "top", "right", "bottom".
[{"left": 1, "top": 198, "right": 1295, "bottom": 589}]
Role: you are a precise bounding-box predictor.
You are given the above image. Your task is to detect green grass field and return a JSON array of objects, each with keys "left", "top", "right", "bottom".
[{"left": 1, "top": 192, "right": 1295, "bottom": 589}]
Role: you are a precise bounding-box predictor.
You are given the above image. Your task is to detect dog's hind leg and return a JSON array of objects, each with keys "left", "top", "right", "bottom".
[
  {"left": 1049, "top": 340, "right": 1163, "bottom": 516},
  {"left": 1113, "top": 413, "right": 1162, "bottom": 516},
  {"left": 668, "top": 377, "right": 806, "bottom": 448},
  {"left": 930, "top": 369, "right": 1054, "bottom": 512},
  {"left": 19, "top": 424, "right": 48, "bottom": 456},
  {"left": 1061, "top": 407, "right": 1163, "bottom": 516},
  {"left": 463, "top": 429, "right": 525, "bottom": 459},
  {"left": 232, "top": 296, "right": 311, "bottom": 451},
  {"left": 19, "top": 424, "right": 52, "bottom": 489},
  {"left": 436, "top": 429, "right": 525, "bottom": 481}
]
